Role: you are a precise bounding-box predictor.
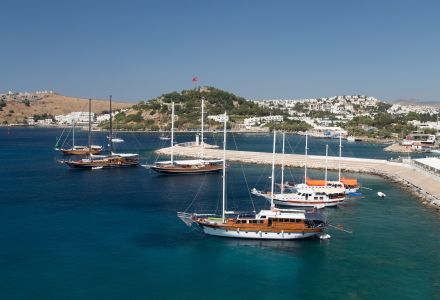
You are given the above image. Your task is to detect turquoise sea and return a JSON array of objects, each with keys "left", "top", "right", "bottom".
[{"left": 0, "top": 128, "right": 439, "bottom": 299}]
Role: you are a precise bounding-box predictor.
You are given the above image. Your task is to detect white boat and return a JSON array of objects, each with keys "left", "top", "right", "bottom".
[
  {"left": 111, "top": 138, "right": 124, "bottom": 143},
  {"left": 252, "top": 187, "right": 345, "bottom": 208},
  {"left": 292, "top": 131, "right": 359, "bottom": 195},
  {"left": 319, "top": 233, "right": 331, "bottom": 240},
  {"left": 377, "top": 192, "right": 386, "bottom": 198},
  {"left": 159, "top": 135, "right": 171, "bottom": 141}
]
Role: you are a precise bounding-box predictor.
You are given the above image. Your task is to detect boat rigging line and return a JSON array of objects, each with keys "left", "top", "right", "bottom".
[
  {"left": 327, "top": 223, "right": 353, "bottom": 234},
  {"left": 231, "top": 131, "right": 256, "bottom": 213}
]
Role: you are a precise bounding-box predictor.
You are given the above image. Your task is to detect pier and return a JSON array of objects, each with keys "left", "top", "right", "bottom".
[{"left": 156, "top": 145, "right": 440, "bottom": 210}]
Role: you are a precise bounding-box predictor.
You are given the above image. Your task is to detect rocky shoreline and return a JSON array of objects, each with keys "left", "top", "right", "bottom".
[
  {"left": 373, "top": 170, "right": 440, "bottom": 212},
  {"left": 384, "top": 143, "right": 412, "bottom": 153}
]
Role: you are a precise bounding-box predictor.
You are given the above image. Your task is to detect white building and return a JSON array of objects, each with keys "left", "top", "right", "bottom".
[
  {"left": 26, "top": 117, "right": 35, "bottom": 125},
  {"left": 55, "top": 112, "right": 95, "bottom": 125},
  {"left": 207, "top": 114, "right": 229, "bottom": 123},
  {"left": 37, "top": 119, "right": 54, "bottom": 125},
  {"left": 96, "top": 114, "right": 111, "bottom": 122},
  {"left": 243, "top": 115, "right": 283, "bottom": 127}
]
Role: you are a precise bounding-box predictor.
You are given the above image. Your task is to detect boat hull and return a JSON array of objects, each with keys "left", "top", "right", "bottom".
[
  {"left": 63, "top": 157, "right": 139, "bottom": 169},
  {"left": 200, "top": 225, "right": 320, "bottom": 239},
  {"left": 274, "top": 199, "right": 344, "bottom": 207},
  {"left": 150, "top": 165, "right": 222, "bottom": 174}
]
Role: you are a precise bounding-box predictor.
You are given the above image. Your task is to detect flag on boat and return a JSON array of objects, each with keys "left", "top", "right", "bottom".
[{"left": 192, "top": 76, "right": 198, "bottom": 82}]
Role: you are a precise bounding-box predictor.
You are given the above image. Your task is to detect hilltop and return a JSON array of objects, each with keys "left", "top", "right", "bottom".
[
  {"left": 104, "top": 87, "right": 289, "bottom": 131},
  {"left": 0, "top": 92, "right": 131, "bottom": 124}
]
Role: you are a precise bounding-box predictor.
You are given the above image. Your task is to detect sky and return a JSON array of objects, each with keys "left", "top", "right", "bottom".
[{"left": 1, "top": 0, "right": 439, "bottom": 103}]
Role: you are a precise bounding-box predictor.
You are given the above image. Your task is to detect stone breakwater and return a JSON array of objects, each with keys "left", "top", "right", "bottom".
[
  {"left": 384, "top": 143, "right": 413, "bottom": 153},
  {"left": 156, "top": 145, "right": 440, "bottom": 211}
]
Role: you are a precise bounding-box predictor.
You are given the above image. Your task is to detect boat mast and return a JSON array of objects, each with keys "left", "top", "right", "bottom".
[
  {"left": 338, "top": 130, "right": 342, "bottom": 181},
  {"left": 109, "top": 95, "right": 113, "bottom": 153},
  {"left": 171, "top": 102, "right": 175, "bottom": 165},
  {"left": 88, "top": 98, "right": 91, "bottom": 156},
  {"left": 72, "top": 122, "right": 75, "bottom": 148},
  {"left": 281, "top": 131, "right": 285, "bottom": 195},
  {"left": 325, "top": 144, "right": 328, "bottom": 185},
  {"left": 304, "top": 132, "right": 308, "bottom": 182},
  {"left": 201, "top": 96, "right": 204, "bottom": 158},
  {"left": 271, "top": 130, "right": 276, "bottom": 210},
  {"left": 222, "top": 112, "right": 227, "bottom": 223}
]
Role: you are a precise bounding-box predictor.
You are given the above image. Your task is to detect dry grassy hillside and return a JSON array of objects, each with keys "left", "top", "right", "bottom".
[{"left": 0, "top": 93, "right": 132, "bottom": 124}]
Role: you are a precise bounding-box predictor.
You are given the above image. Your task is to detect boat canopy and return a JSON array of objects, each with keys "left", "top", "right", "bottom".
[
  {"left": 341, "top": 178, "right": 358, "bottom": 186},
  {"left": 306, "top": 179, "right": 326, "bottom": 186},
  {"left": 257, "top": 209, "right": 306, "bottom": 219}
]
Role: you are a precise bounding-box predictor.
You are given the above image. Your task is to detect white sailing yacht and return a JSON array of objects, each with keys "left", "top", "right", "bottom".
[
  {"left": 290, "top": 132, "right": 359, "bottom": 194},
  {"left": 252, "top": 132, "right": 345, "bottom": 208}
]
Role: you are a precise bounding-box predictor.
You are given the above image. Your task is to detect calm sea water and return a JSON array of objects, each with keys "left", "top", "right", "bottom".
[{"left": 0, "top": 128, "right": 439, "bottom": 299}]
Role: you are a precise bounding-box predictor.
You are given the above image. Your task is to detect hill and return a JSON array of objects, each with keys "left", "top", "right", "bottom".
[
  {"left": 103, "top": 87, "right": 288, "bottom": 131},
  {"left": 0, "top": 93, "right": 131, "bottom": 124}
]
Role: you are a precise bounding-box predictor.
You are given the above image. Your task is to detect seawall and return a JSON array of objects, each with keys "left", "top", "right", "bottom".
[{"left": 156, "top": 145, "right": 440, "bottom": 211}]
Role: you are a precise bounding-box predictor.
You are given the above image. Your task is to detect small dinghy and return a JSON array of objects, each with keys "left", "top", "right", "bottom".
[
  {"left": 112, "top": 138, "right": 124, "bottom": 143},
  {"left": 92, "top": 166, "right": 103, "bottom": 170},
  {"left": 319, "top": 233, "right": 331, "bottom": 240},
  {"left": 377, "top": 192, "right": 386, "bottom": 198}
]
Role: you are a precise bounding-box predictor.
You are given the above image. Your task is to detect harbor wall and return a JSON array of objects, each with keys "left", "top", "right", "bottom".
[{"left": 156, "top": 145, "right": 440, "bottom": 211}]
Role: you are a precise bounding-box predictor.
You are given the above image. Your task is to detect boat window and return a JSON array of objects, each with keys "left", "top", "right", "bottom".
[
  {"left": 314, "top": 197, "right": 318, "bottom": 200},
  {"left": 260, "top": 216, "right": 266, "bottom": 219}
]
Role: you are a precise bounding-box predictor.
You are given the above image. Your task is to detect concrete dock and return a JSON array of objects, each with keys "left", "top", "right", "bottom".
[{"left": 156, "top": 145, "right": 440, "bottom": 210}]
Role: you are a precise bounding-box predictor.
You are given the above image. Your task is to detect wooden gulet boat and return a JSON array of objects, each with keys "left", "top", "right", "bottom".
[
  {"left": 150, "top": 100, "right": 223, "bottom": 174},
  {"left": 178, "top": 126, "right": 327, "bottom": 240},
  {"left": 57, "top": 100, "right": 103, "bottom": 155},
  {"left": 62, "top": 96, "right": 139, "bottom": 169}
]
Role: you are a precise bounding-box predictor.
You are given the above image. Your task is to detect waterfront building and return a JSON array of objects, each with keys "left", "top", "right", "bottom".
[
  {"left": 207, "top": 114, "right": 229, "bottom": 123},
  {"left": 55, "top": 112, "right": 95, "bottom": 125},
  {"left": 243, "top": 115, "right": 283, "bottom": 127}
]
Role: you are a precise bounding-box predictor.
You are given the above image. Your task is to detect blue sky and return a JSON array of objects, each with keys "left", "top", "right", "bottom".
[{"left": 1, "top": 0, "right": 439, "bottom": 102}]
